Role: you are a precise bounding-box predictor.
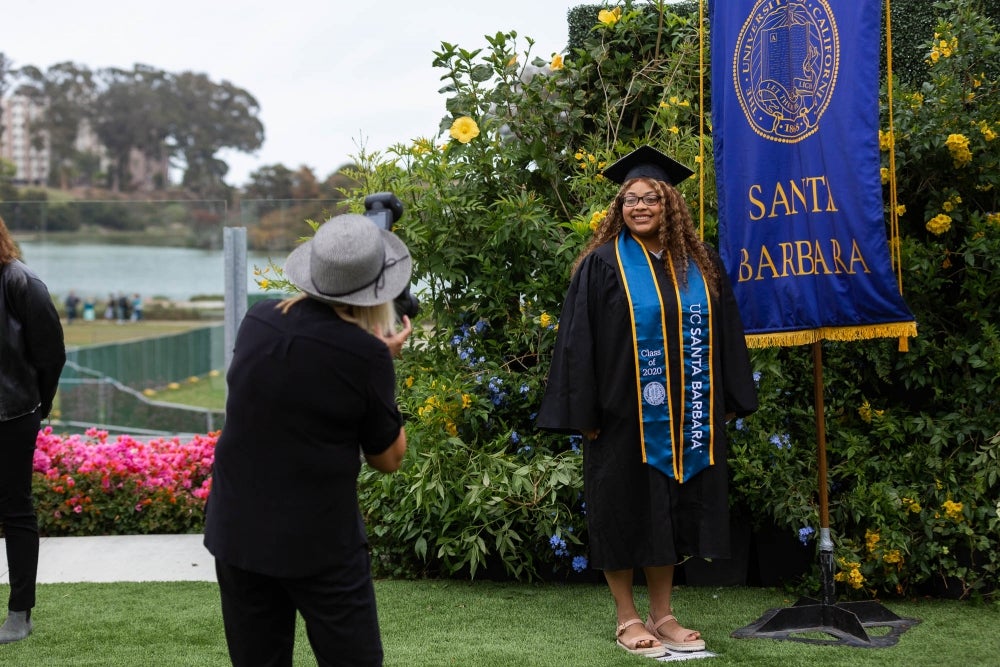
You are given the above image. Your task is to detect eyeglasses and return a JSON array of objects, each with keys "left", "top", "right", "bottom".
[{"left": 621, "top": 194, "right": 662, "bottom": 207}]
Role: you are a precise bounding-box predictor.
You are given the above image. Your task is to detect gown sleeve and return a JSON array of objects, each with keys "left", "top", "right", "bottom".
[
  {"left": 535, "top": 254, "right": 603, "bottom": 434},
  {"left": 712, "top": 250, "right": 759, "bottom": 418}
]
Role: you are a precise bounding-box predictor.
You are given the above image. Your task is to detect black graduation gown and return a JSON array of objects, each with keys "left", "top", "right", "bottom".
[{"left": 536, "top": 239, "right": 758, "bottom": 570}]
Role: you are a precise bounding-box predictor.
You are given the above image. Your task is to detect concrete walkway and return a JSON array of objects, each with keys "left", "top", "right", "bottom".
[{"left": 0, "top": 534, "right": 215, "bottom": 584}]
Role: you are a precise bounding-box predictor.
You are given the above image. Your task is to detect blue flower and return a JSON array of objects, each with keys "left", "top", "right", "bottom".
[
  {"left": 769, "top": 433, "right": 791, "bottom": 449},
  {"left": 735, "top": 418, "right": 745, "bottom": 431},
  {"left": 569, "top": 435, "right": 582, "bottom": 452},
  {"left": 572, "top": 555, "right": 588, "bottom": 572},
  {"left": 753, "top": 370, "right": 762, "bottom": 385},
  {"left": 798, "top": 526, "right": 815, "bottom": 545},
  {"left": 549, "top": 534, "right": 568, "bottom": 556},
  {"left": 511, "top": 430, "right": 521, "bottom": 444},
  {"left": 474, "top": 319, "right": 488, "bottom": 333},
  {"left": 519, "top": 384, "right": 530, "bottom": 394}
]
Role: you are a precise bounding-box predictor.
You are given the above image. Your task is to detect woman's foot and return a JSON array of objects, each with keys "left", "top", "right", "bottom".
[
  {"left": 645, "top": 613, "right": 705, "bottom": 652},
  {"left": 616, "top": 618, "right": 666, "bottom": 657}
]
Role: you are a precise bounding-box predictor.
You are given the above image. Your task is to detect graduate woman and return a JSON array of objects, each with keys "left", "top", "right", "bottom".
[{"left": 537, "top": 146, "right": 758, "bottom": 657}]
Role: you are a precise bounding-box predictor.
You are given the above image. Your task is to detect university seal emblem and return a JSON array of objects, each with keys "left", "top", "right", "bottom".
[
  {"left": 733, "top": 0, "right": 839, "bottom": 142},
  {"left": 642, "top": 381, "right": 667, "bottom": 407}
]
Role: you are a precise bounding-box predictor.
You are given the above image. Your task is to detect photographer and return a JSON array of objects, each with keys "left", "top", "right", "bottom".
[{"left": 204, "top": 212, "right": 413, "bottom": 666}]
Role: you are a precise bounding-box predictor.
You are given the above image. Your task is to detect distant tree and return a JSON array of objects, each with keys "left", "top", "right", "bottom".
[
  {"left": 168, "top": 72, "right": 264, "bottom": 197},
  {"left": 93, "top": 65, "right": 172, "bottom": 192},
  {"left": 16, "top": 62, "right": 99, "bottom": 189},
  {"left": 243, "top": 163, "right": 295, "bottom": 200},
  {"left": 291, "top": 165, "right": 320, "bottom": 200},
  {"left": 0, "top": 159, "right": 17, "bottom": 201}
]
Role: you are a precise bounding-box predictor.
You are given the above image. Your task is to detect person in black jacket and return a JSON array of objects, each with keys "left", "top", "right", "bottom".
[
  {"left": 204, "top": 213, "right": 413, "bottom": 667},
  {"left": 0, "top": 215, "right": 66, "bottom": 645}
]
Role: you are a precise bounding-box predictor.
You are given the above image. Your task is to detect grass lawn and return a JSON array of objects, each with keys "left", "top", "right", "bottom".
[
  {"left": 0, "top": 581, "right": 996, "bottom": 666},
  {"left": 62, "top": 319, "right": 216, "bottom": 348},
  {"left": 148, "top": 371, "right": 228, "bottom": 411}
]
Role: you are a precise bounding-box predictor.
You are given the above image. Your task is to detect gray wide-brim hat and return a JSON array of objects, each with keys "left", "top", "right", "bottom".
[{"left": 283, "top": 213, "right": 412, "bottom": 307}]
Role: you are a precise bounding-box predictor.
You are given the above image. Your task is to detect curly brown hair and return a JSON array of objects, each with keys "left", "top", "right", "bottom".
[
  {"left": 0, "top": 215, "right": 22, "bottom": 264},
  {"left": 571, "top": 178, "right": 721, "bottom": 294}
]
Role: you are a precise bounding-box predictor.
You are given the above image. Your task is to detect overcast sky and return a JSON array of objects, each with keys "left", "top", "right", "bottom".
[{"left": 1, "top": 0, "right": 583, "bottom": 187}]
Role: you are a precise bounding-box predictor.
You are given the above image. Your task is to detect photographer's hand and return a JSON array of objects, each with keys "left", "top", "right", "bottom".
[{"left": 376, "top": 315, "right": 412, "bottom": 358}]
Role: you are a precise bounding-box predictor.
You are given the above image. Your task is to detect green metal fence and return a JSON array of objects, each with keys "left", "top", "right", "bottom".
[{"left": 56, "top": 326, "right": 226, "bottom": 435}]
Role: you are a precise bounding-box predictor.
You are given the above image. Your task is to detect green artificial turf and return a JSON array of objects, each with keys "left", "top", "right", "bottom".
[{"left": 0, "top": 580, "right": 997, "bottom": 666}]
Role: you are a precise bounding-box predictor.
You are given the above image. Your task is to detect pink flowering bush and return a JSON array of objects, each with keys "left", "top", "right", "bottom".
[{"left": 31, "top": 427, "right": 216, "bottom": 536}]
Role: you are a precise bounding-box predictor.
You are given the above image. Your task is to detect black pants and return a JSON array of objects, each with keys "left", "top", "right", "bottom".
[
  {"left": 215, "top": 551, "right": 383, "bottom": 667},
  {"left": 0, "top": 411, "right": 41, "bottom": 612}
]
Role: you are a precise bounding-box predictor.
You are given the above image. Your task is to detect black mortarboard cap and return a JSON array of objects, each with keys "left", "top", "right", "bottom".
[{"left": 601, "top": 144, "right": 694, "bottom": 185}]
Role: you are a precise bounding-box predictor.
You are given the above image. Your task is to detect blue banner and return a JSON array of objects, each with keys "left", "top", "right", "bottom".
[{"left": 710, "top": 0, "right": 916, "bottom": 347}]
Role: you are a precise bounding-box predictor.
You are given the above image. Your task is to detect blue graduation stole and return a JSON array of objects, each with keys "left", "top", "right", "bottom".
[{"left": 615, "top": 231, "right": 715, "bottom": 482}]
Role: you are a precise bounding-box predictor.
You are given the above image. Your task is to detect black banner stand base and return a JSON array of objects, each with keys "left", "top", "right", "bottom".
[{"left": 731, "top": 596, "right": 920, "bottom": 648}]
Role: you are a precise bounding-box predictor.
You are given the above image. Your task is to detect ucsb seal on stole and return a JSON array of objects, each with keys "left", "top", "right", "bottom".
[
  {"left": 733, "top": 0, "right": 839, "bottom": 143},
  {"left": 642, "top": 381, "right": 667, "bottom": 407}
]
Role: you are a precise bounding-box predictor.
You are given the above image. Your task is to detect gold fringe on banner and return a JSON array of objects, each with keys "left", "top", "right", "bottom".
[
  {"left": 746, "top": 321, "right": 918, "bottom": 349},
  {"left": 884, "top": 0, "right": 912, "bottom": 354}
]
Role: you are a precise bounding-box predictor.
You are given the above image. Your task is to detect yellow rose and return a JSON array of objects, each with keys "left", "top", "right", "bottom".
[
  {"left": 449, "top": 116, "right": 480, "bottom": 144},
  {"left": 598, "top": 7, "right": 621, "bottom": 26}
]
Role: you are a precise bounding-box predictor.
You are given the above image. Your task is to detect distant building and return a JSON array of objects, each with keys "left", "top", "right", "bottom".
[
  {"left": 0, "top": 94, "right": 50, "bottom": 185},
  {"left": 1, "top": 94, "right": 169, "bottom": 191}
]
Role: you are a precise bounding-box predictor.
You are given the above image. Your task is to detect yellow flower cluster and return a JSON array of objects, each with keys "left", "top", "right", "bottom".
[
  {"left": 574, "top": 151, "right": 606, "bottom": 180},
  {"left": 945, "top": 133, "right": 972, "bottom": 167},
  {"left": 883, "top": 549, "right": 904, "bottom": 565},
  {"left": 896, "top": 204, "right": 906, "bottom": 217},
  {"left": 926, "top": 213, "right": 952, "bottom": 235},
  {"left": 880, "top": 167, "right": 890, "bottom": 184},
  {"left": 857, "top": 399, "right": 884, "bottom": 423},
  {"left": 878, "top": 129, "right": 893, "bottom": 151},
  {"left": 449, "top": 116, "right": 480, "bottom": 144},
  {"left": 865, "top": 529, "right": 880, "bottom": 553},
  {"left": 550, "top": 53, "right": 564, "bottom": 71},
  {"left": 928, "top": 34, "right": 958, "bottom": 63},
  {"left": 986, "top": 212, "right": 1000, "bottom": 227},
  {"left": 660, "top": 95, "right": 691, "bottom": 108},
  {"left": 415, "top": 381, "right": 474, "bottom": 438},
  {"left": 598, "top": 7, "right": 622, "bottom": 26},
  {"left": 941, "top": 194, "right": 961, "bottom": 212},
  {"left": 539, "top": 312, "right": 553, "bottom": 328},
  {"left": 835, "top": 558, "right": 865, "bottom": 589},
  {"left": 901, "top": 496, "right": 922, "bottom": 513},
  {"left": 978, "top": 120, "right": 997, "bottom": 142},
  {"left": 909, "top": 91, "right": 924, "bottom": 110},
  {"left": 589, "top": 209, "right": 607, "bottom": 231},
  {"left": 942, "top": 499, "right": 964, "bottom": 521}
]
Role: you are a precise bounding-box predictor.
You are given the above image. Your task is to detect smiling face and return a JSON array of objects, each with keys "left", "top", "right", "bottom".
[{"left": 621, "top": 179, "right": 664, "bottom": 252}]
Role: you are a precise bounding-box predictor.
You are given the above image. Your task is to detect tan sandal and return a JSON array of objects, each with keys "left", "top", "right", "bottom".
[
  {"left": 616, "top": 618, "right": 666, "bottom": 657},
  {"left": 645, "top": 613, "right": 706, "bottom": 652}
]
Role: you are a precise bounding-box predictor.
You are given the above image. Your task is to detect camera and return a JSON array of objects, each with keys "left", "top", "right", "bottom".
[{"left": 363, "top": 192, "right": 419, "bottom": 320}]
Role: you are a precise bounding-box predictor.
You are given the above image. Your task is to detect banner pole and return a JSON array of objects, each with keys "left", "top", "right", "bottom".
[
  {"left": 732, "top": 340, "right": 918, "bottom": 646},
  {"left": 812, "top": 341, "right": 836, "bottom": 606}
]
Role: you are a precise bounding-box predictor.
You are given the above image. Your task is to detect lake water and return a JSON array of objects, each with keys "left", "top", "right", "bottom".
[{"left": 18, "top": 241, "right": 281, "bottom": 302}]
